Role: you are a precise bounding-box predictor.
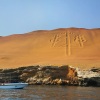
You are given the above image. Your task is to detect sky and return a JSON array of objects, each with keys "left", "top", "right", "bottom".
[{"left": 0, "top": 0, "right": 100, "bottom": 36}]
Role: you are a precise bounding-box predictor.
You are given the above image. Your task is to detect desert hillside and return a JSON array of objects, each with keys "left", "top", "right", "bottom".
[{"left": 0, "top": 28, "right": 100, "bottom": 69}]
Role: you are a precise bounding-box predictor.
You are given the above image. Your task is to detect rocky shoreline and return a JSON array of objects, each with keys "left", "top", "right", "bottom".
[{"left": 0, "top": 65, "right": 100, "bottom": 87}]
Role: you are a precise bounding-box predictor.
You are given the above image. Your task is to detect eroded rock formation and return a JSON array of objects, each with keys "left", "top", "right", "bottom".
[{"left": 0, "top": 65, "right": 99, "bottom": 86}]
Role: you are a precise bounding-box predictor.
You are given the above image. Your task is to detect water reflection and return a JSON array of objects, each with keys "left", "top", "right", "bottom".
[{"left": 0, "top": 85, "right": 100, "bottom": 100}]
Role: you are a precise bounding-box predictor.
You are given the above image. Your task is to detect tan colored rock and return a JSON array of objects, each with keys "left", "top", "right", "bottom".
[
  {"left": 42, "top": 77, "right": 51, "bottom": 84},
  {"left": 57, "top": 79, "right": 62, "bottom": 85}
]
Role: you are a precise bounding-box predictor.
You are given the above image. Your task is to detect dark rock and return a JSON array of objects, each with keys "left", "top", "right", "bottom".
[{"left": 0, "top": 65, "right": 99, "bottom": 87}]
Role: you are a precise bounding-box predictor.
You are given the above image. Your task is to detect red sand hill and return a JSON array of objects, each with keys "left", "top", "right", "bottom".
[{"left": 0, "top": 28, "right": 100, "bottom": 69}]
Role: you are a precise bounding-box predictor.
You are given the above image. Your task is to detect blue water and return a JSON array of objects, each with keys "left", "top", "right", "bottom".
[{"left": 0, "top": 85, "right": 100, "bottom": 100}]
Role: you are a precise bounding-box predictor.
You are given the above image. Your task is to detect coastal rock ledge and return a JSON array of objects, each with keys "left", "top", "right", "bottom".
[{"left": 0, "top": 65, "right": 100, "bottom": 87}]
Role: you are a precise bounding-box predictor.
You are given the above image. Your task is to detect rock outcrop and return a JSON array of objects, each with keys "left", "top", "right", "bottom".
[
  {"left": 77, "top": 67, "right": 100, "bottom": 86},
  {"left": 21, "top": 65, "right": 78, "bottom": 85},
  {"left": 0, "top": 65, "right": 99, "bottom": 86}
]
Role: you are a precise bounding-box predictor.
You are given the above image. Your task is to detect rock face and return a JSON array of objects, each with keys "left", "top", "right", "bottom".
[
  {"left": 77, "top": 67, "right": 100, "bottom": 86},
  {"left": 21, "top": 65, "right": 78, "bottom": 85},
  {"left": 0, "top": 65, "right": 78, "bottom": 85},
  {"left": 0, "top": 65, "right": 99, "bottom": 86},
  {"left": 0, "top": 28, "right": 100, "bottom": 69}
]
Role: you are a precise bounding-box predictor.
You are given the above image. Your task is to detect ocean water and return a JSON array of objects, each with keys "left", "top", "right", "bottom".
[{"left": 0, "top": 85, "right": 99, "bottom": 100}]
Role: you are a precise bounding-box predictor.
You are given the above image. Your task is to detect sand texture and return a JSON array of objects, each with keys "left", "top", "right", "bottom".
[{"left": 0, "top": 28, "right": 100, "bottom": 69}]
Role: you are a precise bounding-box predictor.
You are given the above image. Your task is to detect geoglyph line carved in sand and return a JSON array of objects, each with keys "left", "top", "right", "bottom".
[
  {"left": 74, "top": 35, "right": 86, "bottom": 47},
  {"left": 51, "top": 32, "right": 86, "bottom": 56},
  {"left": 51, "top": 32, "right": 72, "bottom": 56},
  {"left": 51, "top": 34, "right": 59, "bottom": 47},
  {"left": 65, "top": 32, "right": 71, "bottom": 56}
]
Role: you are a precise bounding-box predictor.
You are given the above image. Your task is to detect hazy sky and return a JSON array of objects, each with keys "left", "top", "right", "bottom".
[{"left": 0, "top": 0, "right": 100, "bottom": 36}]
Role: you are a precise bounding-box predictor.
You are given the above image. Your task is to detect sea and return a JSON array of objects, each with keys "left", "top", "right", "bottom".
[{"left": 0, "top": 85, "right": 99, "bottom": 100}]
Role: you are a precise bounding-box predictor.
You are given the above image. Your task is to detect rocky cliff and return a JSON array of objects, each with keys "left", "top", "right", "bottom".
[{"left": 0, "top": 65, "right": 100, "bottom": 86}]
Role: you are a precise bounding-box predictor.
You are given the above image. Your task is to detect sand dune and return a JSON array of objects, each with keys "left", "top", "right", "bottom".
[{"left": 0, "top": 28, "right": 100, "bottom": 69}]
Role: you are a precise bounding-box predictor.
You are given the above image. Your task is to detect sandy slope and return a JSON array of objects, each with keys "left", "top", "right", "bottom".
[{"left": 0, "top": 28, "right": 100, "bottom": 69}]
